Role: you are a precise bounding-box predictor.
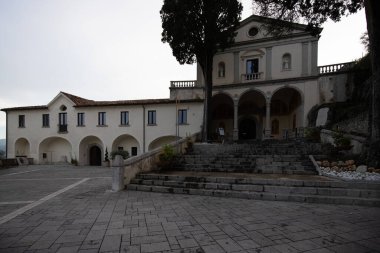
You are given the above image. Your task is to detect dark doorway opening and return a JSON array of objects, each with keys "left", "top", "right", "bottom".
[
  {"left": 239, "top": 118, "right": 256, "bottom": 140},
  {"left": 89, "top": 146, "right": 101, "bottom": 166}
]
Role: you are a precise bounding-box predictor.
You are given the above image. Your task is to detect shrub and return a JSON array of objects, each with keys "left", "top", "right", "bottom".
[
  {"left": 333, "top": 131, "right": 351, "bottom": 148},
  {"left": 111, "top": 150, "right": 129, "bottom": 160},
  {"left": 304, "top": 127, "right": 321, "bottom": 142},
  {"left": 104, "top": 147, "right": 109, "bottom": 162},
  {"left": 159, "top": 144, "right": 175, "bottom": 162}
]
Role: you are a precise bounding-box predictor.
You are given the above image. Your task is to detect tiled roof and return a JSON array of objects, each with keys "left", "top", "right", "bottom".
[
  {"left": 61, "top": 92, "right": 94, "bottom": 106},
  {"left": 1, "top": 92, "right": 203, "bottom": 111}
]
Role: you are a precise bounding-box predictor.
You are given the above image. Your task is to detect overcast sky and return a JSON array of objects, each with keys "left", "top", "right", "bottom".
[{"left": 0, "top": 0, "right": 367, "bottom": 139}]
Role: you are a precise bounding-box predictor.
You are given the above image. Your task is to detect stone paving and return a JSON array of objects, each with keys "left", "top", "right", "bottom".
[{"left": 0, "top": 165, "right": 379, "bottom": 252}]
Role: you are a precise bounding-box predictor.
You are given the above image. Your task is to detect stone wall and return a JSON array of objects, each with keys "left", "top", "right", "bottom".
[{"left": 333, "top": 112, "right": 369, "bottom": 136}]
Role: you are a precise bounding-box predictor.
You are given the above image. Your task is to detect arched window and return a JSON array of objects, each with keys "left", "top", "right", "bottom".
[
  {"left": 218, "top": 62, "right": 225, "bottom": 77},
  {"left": 271, "top": 119, "right": 279, "bottom": 135},
  {"left": 282, "top": 53, "right": 291, "bottom": 70}
]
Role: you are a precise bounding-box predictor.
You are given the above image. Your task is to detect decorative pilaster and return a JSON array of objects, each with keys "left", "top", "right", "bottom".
[
  {"left": 301, "top": 42, "right": 309, "bottom": 77},
  {"left": 233, "top": 52, "right": 240, "bottom": 83},
  {"left": 265, "top": 47, "right": 272, "bottom": 80}
]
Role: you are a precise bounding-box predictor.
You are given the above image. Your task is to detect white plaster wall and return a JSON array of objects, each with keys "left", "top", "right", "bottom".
[
  {"left": 213, "top": 52, "right": 234, "bottom": 85},
  {"left": 271, "top": 44, "right": 302, "bottom": 79},
  {"left": 5, "top": 94, "right": 204, "bottom": 164}
]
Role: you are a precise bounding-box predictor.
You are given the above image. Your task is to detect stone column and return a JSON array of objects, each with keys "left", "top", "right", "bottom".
[
  {"left": 112, "top": 155, "right": 125, "bottom": 192},
  {"left": 265, "top": 101, "right": 271, "bottom": 138},
  {"left": 233, "top": 99, "right": 239, "bottom": 141}
]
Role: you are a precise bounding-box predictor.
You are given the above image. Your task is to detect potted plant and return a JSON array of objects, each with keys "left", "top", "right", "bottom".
[{"left": 102, "top": 147, "right": 110, "bottom": 167}]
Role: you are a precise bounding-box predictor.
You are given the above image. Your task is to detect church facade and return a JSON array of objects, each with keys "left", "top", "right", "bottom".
[{"left": 1, "top": 15, "right": 349, "bottom": 165}]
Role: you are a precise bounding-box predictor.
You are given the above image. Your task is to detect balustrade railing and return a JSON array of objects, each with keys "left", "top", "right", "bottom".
[
  {"left": 242, "top": 72, "right": 262, "bottom": 81},
  {"left": 318, "top": 62, "right": 355, "bottom": 75},
  {"left": 170, "top": 80, "right": 196, "bottom": 88}
]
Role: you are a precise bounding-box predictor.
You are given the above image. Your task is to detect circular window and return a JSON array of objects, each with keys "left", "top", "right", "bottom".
[
  {"left": 248, "top": 27, "right": 259, "bottom": 37},
  {"left": 60, "top": 105, "right": 67, "bottom": 111}
]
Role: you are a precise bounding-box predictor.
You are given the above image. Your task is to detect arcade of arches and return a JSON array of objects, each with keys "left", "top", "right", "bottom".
[{"left": 210, "top": 87, "right": 303, "bottom": 140}]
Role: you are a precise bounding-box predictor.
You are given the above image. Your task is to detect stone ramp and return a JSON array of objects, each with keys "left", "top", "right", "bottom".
[{"left": 127, "top": 172, "right": 380, "bottom": 207}]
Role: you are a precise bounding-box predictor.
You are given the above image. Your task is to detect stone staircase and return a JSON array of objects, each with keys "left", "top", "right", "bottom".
[
  {"left": 171, "top": 140, "right": 320, "bottom": 175},
  {"left": 127, "top": 140, "right": 380, "bottom": 206},
  {"left": 127, "top": 173, "right": 380, "bottom": 206}
]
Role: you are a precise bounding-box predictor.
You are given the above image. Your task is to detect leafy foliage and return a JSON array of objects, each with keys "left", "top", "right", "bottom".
[
  {"left": 160, "top": 0, "right": 242, "bottom": 140},
  {"left": 111, "top": 150, "right": 129, "bottom": 160},
  {"left": 159, "top": 144, "right": 175, "bottom": 162},
  {"left": 253, "top": 0, "right": 364, "bottom": 35}
]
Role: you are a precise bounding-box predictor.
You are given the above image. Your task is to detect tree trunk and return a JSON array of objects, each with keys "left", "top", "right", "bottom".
[
  {"left": 364, "top": 0, "right": 380, "bottom": 167},
  {"left": 201, "top": 55, "right": 214, "bottom": 142}
]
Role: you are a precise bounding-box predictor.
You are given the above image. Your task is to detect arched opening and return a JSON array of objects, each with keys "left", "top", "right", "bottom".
[
  {"left": 112, "top": 134, "right": 140, "bottom": 157},
  {"left": 79, "top": 136, "right": 104, "bottom": 166},
  {"left": 238, "top": 90, "right": 266, "bottom": 140},
  {"left": 89, "top": 146, "right": 102, "bottom": 166},
  {"left": 148, "top": 136, "right": 179, "bottom": 151},
  {"left": 211, "top": 93, "right": 234, "bottom": 141},
  {"left": 271, "top": 87, "right": 303, "bottom": 138},
  {"left": 271, "top": 119, "right": 279, "bottom": 135},
  {"left": 239, "top": 118, "right": 256, "bottom": 140},
  {"left": 15, "top": 138, "right": 30, "bottom": 157},
  {"left": 39, "top": 137, "right": 72, "bottom": 164}
]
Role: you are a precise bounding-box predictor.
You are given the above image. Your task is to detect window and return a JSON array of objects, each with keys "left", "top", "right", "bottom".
[
  {"left": 282, "top": 53, "right": 291, "bottom": 70},
  {"left": 271, "top": 119, "right": 279, "bottom": 135},
  {"left": 98, "top": 112, "right": 106, "bottom": 126},
  {"left": 245, "top": 58, "right": 260, "bottom": 80},
  {"left": 131, "top": 147, "right": 138, "bottom": 156},
  {"left": 246, "top": 59, "right": 259, "bottom": 74},
  {"left": 59, "top": 113, "right": 67, "bottom": 125},
  {"left": 18, "top": 115, "right": 25, "bottom": 128},
  {"left": 248, "top": 27, "right": 259, "bottom": 37},
  {"left": 120, "top": 111, "right": 129, "bottom": 126},
  {"left": 77, "top": 113, "right": 85, "bottom": 126},
  {"left": 218, "top": 62, "right": 225, "bottom": 77},
  {"left": 42, "top": 114, "right": 49, "bottom": 127},
  {"left": 58, "top": 113, "right": 67, "bottom": 132},
  {"left": 118, "top": 146, "right": 124, "bottom": 151},
  {"left": 178, "top": 109, "right": 187, "bottom": 124},
  {"left": 148, "top": 110, "right": 156, "bottom": 125}
]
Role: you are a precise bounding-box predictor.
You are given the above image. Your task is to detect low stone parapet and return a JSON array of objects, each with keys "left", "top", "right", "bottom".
[{"left": 123, "top": 133, "right": 200, "bottom": 185}]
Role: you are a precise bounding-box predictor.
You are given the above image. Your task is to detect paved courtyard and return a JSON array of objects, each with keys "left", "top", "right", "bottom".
[{"left": 0, "top": 165, "right": 379, "bottom": 253}]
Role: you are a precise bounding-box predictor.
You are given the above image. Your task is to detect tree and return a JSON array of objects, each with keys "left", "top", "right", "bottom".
[
  {"left": 160, "top": 0, "right": 243, "bottom": 141},
  {"left": 253, "top": 0, "right": 380, "bottom": 167}
]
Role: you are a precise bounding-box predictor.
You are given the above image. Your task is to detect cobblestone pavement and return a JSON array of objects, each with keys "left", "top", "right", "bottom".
[{"left": 0, "top": 165, "right": 379, "bottom": 252}]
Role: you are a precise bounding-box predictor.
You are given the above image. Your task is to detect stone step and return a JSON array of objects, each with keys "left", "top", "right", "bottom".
[
  {"left": 127, "top": 184, "right": 380, "bottom": 207},
  {"left": 130, "top": 179, "right": 380, "bottom": 198},
  {"left": 135, "top": 174, "right": 380, "bottom": 190}
]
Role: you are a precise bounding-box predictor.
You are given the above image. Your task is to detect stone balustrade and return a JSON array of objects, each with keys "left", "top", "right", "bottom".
[
  {"left": 170, "top": 80, "right": 196, "bottom": 88},
  {"left": 318, "top": 62, "right": 355, "bottom": 75}
]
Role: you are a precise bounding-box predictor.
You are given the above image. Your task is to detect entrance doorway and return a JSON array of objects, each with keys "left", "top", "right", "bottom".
[
  {"left": 239, "top": 118, "right": 256, "bottom": 140},
  {"left": 89, "top": 146, "right": 101, "bottom": 166}
]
